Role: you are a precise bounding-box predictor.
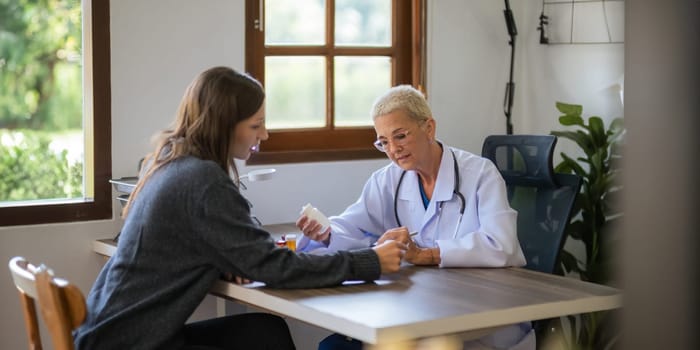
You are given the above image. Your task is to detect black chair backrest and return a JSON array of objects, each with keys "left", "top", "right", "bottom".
[{"left": 482, "top": 135, "right": 582, "bottom": 274}]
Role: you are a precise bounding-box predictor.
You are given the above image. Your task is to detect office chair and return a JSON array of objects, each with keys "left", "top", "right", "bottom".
[
  {"left": 481, "top": 135, "right": 582, "bottom": 274},
  {"left": 8, "top": 256, "right": 87, "bottom": 350}
]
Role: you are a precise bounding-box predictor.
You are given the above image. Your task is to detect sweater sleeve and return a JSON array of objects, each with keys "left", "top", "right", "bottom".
[{"left": 189, "top": 176, "right": 381, "bottom": 288}]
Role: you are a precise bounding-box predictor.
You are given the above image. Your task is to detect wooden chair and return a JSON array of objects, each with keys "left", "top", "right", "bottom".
[{"left": 8, "top": 256, "right": 87, "bottom": 350}]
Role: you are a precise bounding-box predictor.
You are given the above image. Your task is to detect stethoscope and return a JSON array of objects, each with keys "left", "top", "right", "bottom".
[{"left": 394, "top": 149, "right": 466, "bottom": 239}]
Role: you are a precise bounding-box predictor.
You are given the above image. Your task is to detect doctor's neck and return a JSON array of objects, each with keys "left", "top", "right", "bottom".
[{"left": 415, "top": 141, "right": 443, "bottom": 187}]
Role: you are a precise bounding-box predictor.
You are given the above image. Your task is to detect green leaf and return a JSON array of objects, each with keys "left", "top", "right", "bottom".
[
  {"left": 588, "top": 117, "right": 606, "bottom": 147},
  {"left": 590, "top": 149, "right": 605, "bottom": 179},
  {"left": 551, "top": 130, "right": 594, "bottom": 155},
  {"left": 556, "top": 102, "right": 583, "bottom": 117},
  {"left": 559, "top": 114, "right": 584, "bottom": 127},
  {"left": 554, "top": 161, "right": 573, "bottom": 174},
  {"left": 560, "top": 153, "right": 588, "bottom": 178},
  {"left": 554, "top": 156, "right": 578, "bottom": 174}
]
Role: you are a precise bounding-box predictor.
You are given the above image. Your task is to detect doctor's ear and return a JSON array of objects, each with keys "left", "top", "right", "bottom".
[{"left": 424, "top": 118, "right": 436, "bottom": 136}]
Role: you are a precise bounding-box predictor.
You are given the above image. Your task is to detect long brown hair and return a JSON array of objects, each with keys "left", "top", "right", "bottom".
[{"left": 122, "top": 67, "right": 264, "bottom": 217}]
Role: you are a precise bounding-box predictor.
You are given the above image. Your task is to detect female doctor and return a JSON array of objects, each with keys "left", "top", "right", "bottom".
[{"left": 296, "top": 85, "right": 535, "bottom": 350}]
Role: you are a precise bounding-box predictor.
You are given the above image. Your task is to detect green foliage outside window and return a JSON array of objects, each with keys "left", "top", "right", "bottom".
[
  {"left": 0, "top": 0, "right": 82, "bottom": 128},
  {"left": 0, "top": 130, "right": 82, "bottom": 201},
  {"left": 0, "top": 0, "right": 84, "bottom": 202}
]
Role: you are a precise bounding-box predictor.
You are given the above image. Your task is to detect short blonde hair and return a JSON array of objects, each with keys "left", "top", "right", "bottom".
[{"left": 370, "top": 85, "right": 432, "bottom": 122}]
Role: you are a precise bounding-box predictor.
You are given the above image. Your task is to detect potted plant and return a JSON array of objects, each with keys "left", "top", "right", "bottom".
[
  {"left": 550, "top": 102, "right": 624, "bottom": 284},
  {"left": 547, "top": 101, "right": 624, "bottom": 348}
]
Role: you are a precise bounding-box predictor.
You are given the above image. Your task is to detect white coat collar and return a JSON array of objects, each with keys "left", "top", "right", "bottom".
[{"left": 396, "top": 141, "right": 456, "bottom": 204}]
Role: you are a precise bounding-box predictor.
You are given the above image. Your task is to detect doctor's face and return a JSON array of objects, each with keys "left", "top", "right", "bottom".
[
  {"left": 231, "top": 103, "right": 269, "bottom": 160},
  {"left": 374, "top": 110, "right": 434, "bottom": 170}
]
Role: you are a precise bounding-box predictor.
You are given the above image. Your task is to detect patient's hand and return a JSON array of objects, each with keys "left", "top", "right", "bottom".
[
  {"left": 372, "top": 240, "right": 407, "bottom": 274},
  {"left": 222, "top": 272, "right": 251, "bottom": 284},
  {"left": 234, "top": 276, "right": 251, "bottom": 284}
]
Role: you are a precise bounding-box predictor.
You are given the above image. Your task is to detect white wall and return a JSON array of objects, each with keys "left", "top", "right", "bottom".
[
  {"left": 0, "top": 1, "right": 624, "bottom": 348},
  {"left": 430, "top": 0, "right": 624, "bottom": 158}
]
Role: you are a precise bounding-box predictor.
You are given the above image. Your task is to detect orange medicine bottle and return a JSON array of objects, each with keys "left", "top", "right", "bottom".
[{"left": 285, "top": 234, "right": 297, "bottom": 251}]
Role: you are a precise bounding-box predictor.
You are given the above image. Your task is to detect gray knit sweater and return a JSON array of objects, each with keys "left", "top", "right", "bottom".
[{"left": 74, "top": 156, "right": 380, "bottom": 350}]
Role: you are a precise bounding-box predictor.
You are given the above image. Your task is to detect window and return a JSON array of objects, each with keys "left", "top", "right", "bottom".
[
  {"left": 245, "top": 0, "right": 426, "bottom": 164},
  {"left": 0, "top": 0, "right": 111, "bottom": 226}
]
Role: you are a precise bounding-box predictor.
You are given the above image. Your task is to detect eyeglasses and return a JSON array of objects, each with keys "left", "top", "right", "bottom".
[
  {"left": 373, "top": 120, "right": 427, "bottom": 153},
  {"left": 373, "top": 130, "right": 413, "bottom": 152}
]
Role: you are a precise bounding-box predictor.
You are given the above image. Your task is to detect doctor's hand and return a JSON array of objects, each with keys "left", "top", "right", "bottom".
[
  {"left": 403, "top": 241, "right": 441, "bottom": 266},
  {"left": 296, "top": 215, "right": 331, "bottom": 245},
  {"left": 377, "top": 227, "right": 439, "bottom": 266},
  {"left": 403, "top": 240, "right": 427, "bottom": 265},
  {"left": 372, "top": 240, "right": 407, "bottom": 274},
  {"left": 376, "top": 227, "right": 411, "bottom": 245}
]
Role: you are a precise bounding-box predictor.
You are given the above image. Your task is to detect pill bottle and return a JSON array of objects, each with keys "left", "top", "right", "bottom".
[
  {"left": 300, "top": 203, "right": 331, "bottom": 232},
  {"left": 285, "top": 234, "right": 297, "bottom": 251}
]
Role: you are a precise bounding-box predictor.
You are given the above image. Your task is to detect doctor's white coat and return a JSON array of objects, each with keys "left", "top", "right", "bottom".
[{"left": 298, "top": 144, "right": 526, "bottom": 268}]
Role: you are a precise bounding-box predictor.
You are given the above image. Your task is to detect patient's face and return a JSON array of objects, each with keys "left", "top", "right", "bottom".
[{"left": 231, "top": 104, "right": 268, "bottom": 160}]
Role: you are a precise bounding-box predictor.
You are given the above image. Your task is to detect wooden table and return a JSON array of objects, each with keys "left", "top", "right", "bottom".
[{"left": 93, "top": 224, "right": 622, "bottom": 346}]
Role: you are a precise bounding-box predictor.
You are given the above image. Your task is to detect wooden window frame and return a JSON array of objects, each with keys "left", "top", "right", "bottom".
[
  {"left": 0, "top": 0, "right": 112, "bottom": 227},
  {"left": 245, "top": 0, "right": 426, "bottom": 164}
]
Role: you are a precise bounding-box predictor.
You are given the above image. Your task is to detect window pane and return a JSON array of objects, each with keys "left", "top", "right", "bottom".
[
  {"left": 334, "top": 56, "right": 391, "bottom": 127},
  {"left": 266, "top": 0, "right": 325, "bottom": 45},
  {"left": 265, "top": 56, "right": 326, "bottom": 129},
  {"left": 335, "top": 0, "right": 391, "bottom": 46},
  {"left": 0, "top": 0, "right": 85, "bottom": 204}
]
